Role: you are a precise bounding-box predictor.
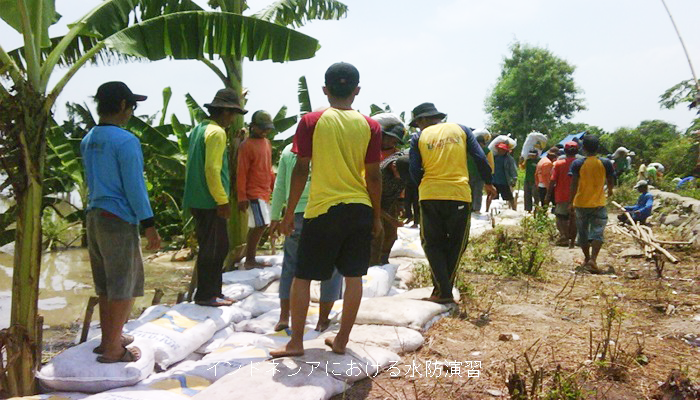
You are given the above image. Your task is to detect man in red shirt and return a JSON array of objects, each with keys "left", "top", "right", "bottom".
[
  {"left": 535, "top": 147, "right": 558, "bottom": 208},
  {"left": 237, "top": 110, "right": 276, "bottom": 269},
  {"left": 270, "top": 62, "right": 382, "bottom": 358},
  {"left": 546, "top": 141, "right": 579, "bottom": 247}
]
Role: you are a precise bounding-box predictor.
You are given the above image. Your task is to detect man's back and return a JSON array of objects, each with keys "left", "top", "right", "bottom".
[
  {"left": 292, "top": 107, "right": 381, "bottom": 219},
  {"left": 551, "top": 157, "right": 576, "bottom": 203},
  {"left": 183, "top": 120, "right": 230, "bottom": 210},
  {"left": 416, "top": 122, "right": 471, "bottom": 202},
  {"left": 571, "top": 156, "right": 614, "bottom": 208}
]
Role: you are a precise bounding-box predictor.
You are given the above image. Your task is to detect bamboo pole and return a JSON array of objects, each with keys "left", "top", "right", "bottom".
[{"left": 79, "top": 296, "right": 99, "bottom": 344}]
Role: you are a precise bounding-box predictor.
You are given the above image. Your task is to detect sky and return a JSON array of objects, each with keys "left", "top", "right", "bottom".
[{"left": 1, "top": 0, "right": 699, "bottom": 139}]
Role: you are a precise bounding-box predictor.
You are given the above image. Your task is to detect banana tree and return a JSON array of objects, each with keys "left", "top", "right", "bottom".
[
  {"left": 0, "top": 1, "right": 321, "bottom": 395},
  {"left": 172, "top": 0, "right": 348, "bottom": 260}
]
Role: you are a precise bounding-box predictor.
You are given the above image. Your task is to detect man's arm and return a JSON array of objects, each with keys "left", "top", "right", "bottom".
[
  {"left": 118, "top": 138, "right": 161, "bottom": 250},
  {"left": 461, "top": 125, "right": 492, "bottom": 184},
  {"left": 408, "top": 133, "right": 423, "bottom": 186},
  {"left": 604, "top": 159, "right": 615, "bottom": 198},
  {"left": 204, "top": 127, "right": 231, "bottom": 218},
  {"left": 279, "top": 157, "right": 309, "bottom": 235},
  {"left": 569, "top": 175, "right": 579, "bottom": 212},
  {"left": 365, "top": 162, "right": 383, "bottom": 238},
  {"left": 235, "top": 141, "right": 249, "bottom": 213}
]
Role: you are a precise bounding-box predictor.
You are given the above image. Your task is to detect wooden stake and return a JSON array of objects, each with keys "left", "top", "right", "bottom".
[{"left": 79, "top": 296, "right": 99, "bottom": 344}]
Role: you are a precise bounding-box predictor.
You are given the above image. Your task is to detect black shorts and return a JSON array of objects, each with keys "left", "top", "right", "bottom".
[
  {"left": 297, "top": 203, "right": 373, "bottom": 281},
  {"left": 494, "top": 184, "right": 514, "bottom": 201}
]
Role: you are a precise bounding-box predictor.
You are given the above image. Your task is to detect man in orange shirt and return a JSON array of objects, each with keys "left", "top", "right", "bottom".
[
  {"left": 535, "top": 147, "right": 558, "bottom": 208},
  {"left": 237, "top": 110, "right": 276, "bottom": 269}
]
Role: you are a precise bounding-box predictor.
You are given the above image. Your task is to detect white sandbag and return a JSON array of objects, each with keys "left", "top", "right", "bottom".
[
  {"left": 295, "top": 338, "right": 400, "bottom": 383},
  {"left": 472, "top": 128, "right": 491, "bottom": 142},
  {"left": 371, "top": 112, "right": 403, "bottom": 129},
  {"left": 237, "top": 292, "right": 280, "bottom": 317},
  {"left": 36, "top": 339, "right": 155, "bottom": 393},
  {"left": 9, "top": 393, "right": 89, "bottom": 399},
  {"left": 209, "top": 332, "right": 276, "bottom": 353},
  {"left": 261, "top": 279, "right": 280, "bottom": 294},
  {"left": 234, "top": 309, "right": 281, "bottom": 334},
  {"left": 305, "top": 302, "right": 343, "bottom": 328},
  {"left": 612, "top": 146, "right": 629, "bottom": 159},
  {"left": 389, "top": 238, "right": 425, "bottom": 259},
  {"left": 195, "top": 326, "right": 236, "bottom": 354},
  {"left": 169, "top": 303, "right": 247, "bottom": 331},
  {"left": 126, "top": 308, "right": 218, "bottom": 369},
  {"left": 520, "top": 131, "right": 547, "bottom": 160},
  {"left": 82, "top": 305, "right": 171, "bottom": 343},
  {"left": 648, "top": 162, "right": 665, "bottom": 172},
  {"left": 191, "top": 357, "right": 347, "bottom": 400},
  {"left": 86, "top": 374, "right": 211, "bottom": 399},
  {"left": 319, "top": 324, "right": 424, "bottom": 355},
  {"left": 220, "top": 283, "right": 254, "bottom": 301},
  {"left": 240, "top": 254, "right": 283, "bottom": 267},
  {"left": 395, "top": 287, "right": 460, "bottom": 302},
  {"left": 262, "top": 327, "right": 321, "bottom": 348},
  {"left": 175, "top": 346, "right": 272, "bottom": 383},
  {"left": 488, "top": 134, "right": 517, "bottom": 154},
  {"left": 354, "top": 296, "right": 453, "bottom": 331},
  {"left": 362, "top": 264, "right": 398, "bottom": 298},
  {"left": 221, "top": 265, "right": 282, "bottom": 290}
]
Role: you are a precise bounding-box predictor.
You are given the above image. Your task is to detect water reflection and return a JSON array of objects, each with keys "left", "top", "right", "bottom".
[{"left": 0, "top": 248, "right": 193, "bottom": 331}]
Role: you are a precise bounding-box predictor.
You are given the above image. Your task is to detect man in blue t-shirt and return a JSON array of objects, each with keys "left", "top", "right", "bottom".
[
  {"left": 618, "top": 180, "right": 653, "bottom": 224},
  {"left": 81, "top": 82, "right": 161, "bottom": 363}
]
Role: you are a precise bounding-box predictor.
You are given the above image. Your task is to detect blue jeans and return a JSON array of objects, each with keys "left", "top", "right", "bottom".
[
  {"left": 279, "top": 213, "right": 343, "bottom": 301},
  {"left": 575, "top": 207, "right": 608, "bottom": 246}
]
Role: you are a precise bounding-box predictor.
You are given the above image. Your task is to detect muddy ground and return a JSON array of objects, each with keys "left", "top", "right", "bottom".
[{"left": 332, "top": 223, "right": 700, "bottom": 400}]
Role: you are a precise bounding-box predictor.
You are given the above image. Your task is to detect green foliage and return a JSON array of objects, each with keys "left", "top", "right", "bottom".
[
  {"left": 659, "top": 79, "right": 698, "bottom": 111},
  {"left": 547, "top": 122, "right": 607, "bottom": 146},
  {"left": 252, "top": 0, "right": 348, "bottom": 28},
  {"left": 485, "top": 42, "right": 586, "bottom": 141},
  {"left": 464, "top": 216, "right": 553, "bottom": 278},
  {"left": 600, "top": 120, "right": 680, "bottom": 165},
  {"left": 655, "top": 135, "right": 697, "bottom": 177},
  {"left": 608, "top": 182, "right": 638, "bottom": 209}
]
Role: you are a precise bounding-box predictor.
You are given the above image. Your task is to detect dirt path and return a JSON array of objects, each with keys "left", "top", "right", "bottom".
[{"left": 333, "top": 222, "right": 700, "bottom": 399}]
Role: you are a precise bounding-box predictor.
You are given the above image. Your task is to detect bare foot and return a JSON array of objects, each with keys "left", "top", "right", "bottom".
[
  {"left": 324, "top": 336, "right": 346, "bottom": 355},
  {"left": 315, "top": 319, "right": 331, "bottom": 332},
  {"left": 274, "top": 321, "right": 289, "bottom": 332},
  {"left": 269, "top": 342, "right": 304, "bottom": 358}
]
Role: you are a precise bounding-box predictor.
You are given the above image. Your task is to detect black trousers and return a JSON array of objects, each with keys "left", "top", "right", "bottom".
[
  {"left": 405, "top": 182, "right": 420, "bottom": 223},
  {"left": 191, "top": 208, "right": 229, "bottom": 301},
  {"left": 419, "top": 200, "right": 471, "bottom": 299}
]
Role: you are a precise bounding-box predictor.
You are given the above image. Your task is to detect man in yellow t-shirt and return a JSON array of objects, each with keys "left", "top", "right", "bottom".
[
  {"left": 408, "top": 102, "right": 496, "bottom": 304},
  {"left": 270, "top": 62, "right": 382, "bottom": 358},
  {"left": 569, "top": 135, "right": 615, "bottom": 272}
]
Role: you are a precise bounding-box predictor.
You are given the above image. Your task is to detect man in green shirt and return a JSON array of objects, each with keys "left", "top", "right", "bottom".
[
  {"left": 269, "top": 144, "right": 342, "bottom": 332},
  {"left": 183, "top": 88, "right": 247, "bottom": 307},
  {"left": 523, "top": 149, "right": 539, "bottom": 212}
]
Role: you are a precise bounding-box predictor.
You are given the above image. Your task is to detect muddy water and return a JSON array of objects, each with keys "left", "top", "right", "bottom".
[{"left": 0, "top": 248, "right": 194, "bottom": 334}]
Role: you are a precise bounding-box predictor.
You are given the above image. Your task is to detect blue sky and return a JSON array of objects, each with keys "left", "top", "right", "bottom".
[{"left": 2, "top": 0, "right": 699, "bottom": 137}]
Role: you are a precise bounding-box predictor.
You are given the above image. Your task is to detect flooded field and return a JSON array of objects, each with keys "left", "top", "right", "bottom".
[{"left": 0, "top": 247, "right": 194, "bottom": 345}]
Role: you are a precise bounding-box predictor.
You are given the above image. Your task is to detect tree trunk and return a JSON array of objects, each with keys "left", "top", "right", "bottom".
[
  {"left": 6, "top": 174, "right": 43, "bottom": 396},
  {"left": 223, "top": 46, "right": 249, "bottom": 265}
]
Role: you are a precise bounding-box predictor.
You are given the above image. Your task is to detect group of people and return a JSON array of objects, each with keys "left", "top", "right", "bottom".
[{"left": 81, "top": 61, "right": 650, "bottom": 364}]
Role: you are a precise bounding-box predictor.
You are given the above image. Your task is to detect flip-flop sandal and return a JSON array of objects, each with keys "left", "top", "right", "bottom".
[
  {"left": 315, "top": 320, "right": 331, "bottom": 332},
  {"left": 218, "top": 295, "right": 237, "bottom": 304},
  {"left": 96, "top": 346, "right": 141, "bottom": 364},
  {"left": 93, "top": 334, "right": 135, "bottom": 354},
  {"left": 324, "top": 337, "right": 346, "bottom": 355}
]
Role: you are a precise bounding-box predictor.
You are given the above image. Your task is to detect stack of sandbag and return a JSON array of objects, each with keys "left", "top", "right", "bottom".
[
  {"left": 124, "top": 303, "right": 248, "bottom": 369},
  {"left": 520, "top": 131, "right": 547, "bottom": 160},
  {"left": 488, "top": 134, "right": 517, "bottom": 154},
  {"left": 82, "top": 373, "right": 211, "bottom": 399}
]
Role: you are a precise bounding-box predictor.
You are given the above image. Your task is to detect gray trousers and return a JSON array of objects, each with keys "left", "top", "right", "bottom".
[{"left": 469, "top": 178, "right": 484, "bottom": 212}]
